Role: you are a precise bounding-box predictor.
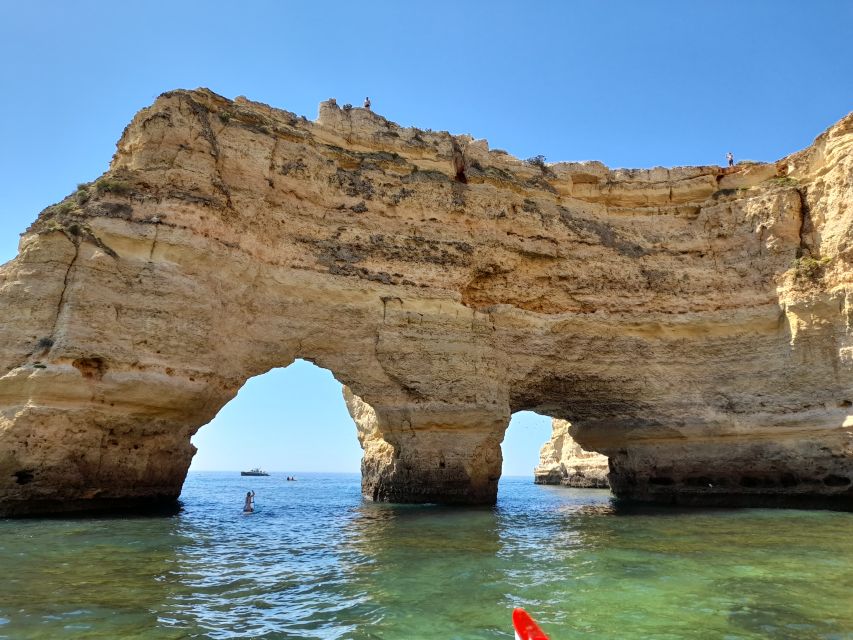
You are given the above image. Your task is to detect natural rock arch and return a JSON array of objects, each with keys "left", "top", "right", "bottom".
[{"left": 1, "top": 88, "right": 851, "bottom": 515}]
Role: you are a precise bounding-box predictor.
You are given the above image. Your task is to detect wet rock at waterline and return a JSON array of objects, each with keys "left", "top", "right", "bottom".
[{"left": 1, "top": 88, "right": 852, "bottom": 515}]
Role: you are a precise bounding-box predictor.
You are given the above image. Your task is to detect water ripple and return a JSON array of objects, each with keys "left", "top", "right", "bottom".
[{"left": 0, "top": 473, "right": 851, "bottom": 639}]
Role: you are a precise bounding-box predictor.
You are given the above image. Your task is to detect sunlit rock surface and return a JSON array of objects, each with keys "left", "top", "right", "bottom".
[
  {"left": 1, "top": 88, "right": 851, "bottom": 515},
  {"left": 535, "top": 418, "right": 609, "bottom": 488}
]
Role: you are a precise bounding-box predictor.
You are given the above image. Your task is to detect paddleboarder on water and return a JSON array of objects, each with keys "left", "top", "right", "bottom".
[{"left": 243, "top": 490, "right": 255, "bottom": 513}]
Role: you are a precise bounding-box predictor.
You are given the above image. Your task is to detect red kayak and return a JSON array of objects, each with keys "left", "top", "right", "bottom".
[{"left": 513, "top": 608, "right": 549, "bottom": 640}]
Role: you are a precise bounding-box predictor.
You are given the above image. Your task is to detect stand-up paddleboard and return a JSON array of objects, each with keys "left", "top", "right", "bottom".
[{"left": 513, "top": 608, "right": 549, "bottom": 640}]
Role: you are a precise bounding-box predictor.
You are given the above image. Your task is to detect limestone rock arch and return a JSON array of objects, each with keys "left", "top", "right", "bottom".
[{"left": 1, "top": 88, "right": 851, "bottom": 515}]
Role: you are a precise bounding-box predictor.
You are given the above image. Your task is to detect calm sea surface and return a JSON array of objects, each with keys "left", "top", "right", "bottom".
[{"left": 1, "top": 472, "right": 851, "bottom": 639}]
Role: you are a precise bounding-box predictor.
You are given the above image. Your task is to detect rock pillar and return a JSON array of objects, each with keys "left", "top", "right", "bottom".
[{"left": 344, "top": 388, "right": 507, "bottom": 504}]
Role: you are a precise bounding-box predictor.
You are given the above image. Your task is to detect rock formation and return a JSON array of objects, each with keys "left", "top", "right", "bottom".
[
  {"left": 1, "top": 88, "right": 851, "bottom": 515},
  {"left": 534, "top": 418, "right": 609, "bottom": 488}
]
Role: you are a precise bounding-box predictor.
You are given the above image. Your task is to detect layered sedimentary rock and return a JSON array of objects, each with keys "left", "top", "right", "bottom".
[
  {"left": 1, "top": 88, "right": 852, "bottom": 515},
  {"left": 534, "top": 419, "right": 609, "bottom": 488}
]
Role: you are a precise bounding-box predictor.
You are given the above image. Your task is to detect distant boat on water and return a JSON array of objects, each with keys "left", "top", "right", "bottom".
[{"left": 241, "top": 468, "right": 269, "bottom": 477}]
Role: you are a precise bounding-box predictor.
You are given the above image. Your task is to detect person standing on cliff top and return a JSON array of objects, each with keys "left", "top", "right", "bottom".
[
  {"left": 727, "top": 151, "right": 734, "bottom": 167},
  {"left": 364, "top": 97, "right": 371, "bottom": 110}
]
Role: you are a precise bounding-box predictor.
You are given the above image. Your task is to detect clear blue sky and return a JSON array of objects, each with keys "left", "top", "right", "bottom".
[{"left": 2, "top": 1, "right": 851, "bottom": 475}]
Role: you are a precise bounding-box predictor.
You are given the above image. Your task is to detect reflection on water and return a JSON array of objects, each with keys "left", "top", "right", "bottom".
[{"left": 0, "top": 473, "right": 851, "bottom": 639}]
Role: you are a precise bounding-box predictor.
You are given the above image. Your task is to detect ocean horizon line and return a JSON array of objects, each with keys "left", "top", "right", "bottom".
[{"left": 187, "top": 469, "right": 535, "bottom": 479}]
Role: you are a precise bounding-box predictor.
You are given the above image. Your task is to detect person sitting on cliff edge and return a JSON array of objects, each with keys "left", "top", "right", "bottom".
[{"left": 364, "top": 97, "right": 371, "bottom": 110}]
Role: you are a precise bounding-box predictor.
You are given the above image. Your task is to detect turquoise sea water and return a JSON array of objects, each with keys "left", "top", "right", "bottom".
[{"left": 1, "top": 472, "right": 851, "bottom": 639}]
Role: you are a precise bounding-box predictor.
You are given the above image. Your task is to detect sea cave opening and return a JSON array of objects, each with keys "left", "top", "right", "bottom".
[
  {"left": 189, "top": 368, "right": 566, "bottom": 503},
  {"left": 499, "top": 411, "right": 553, "bottom": 492},
  {"left": 189, "top": 359, "right": 363, "bottom": 480}
]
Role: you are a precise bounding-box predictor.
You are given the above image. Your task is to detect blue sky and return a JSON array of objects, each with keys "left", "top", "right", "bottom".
[{"left": 1, "top": 1, "right": 851, "bottom": 475}]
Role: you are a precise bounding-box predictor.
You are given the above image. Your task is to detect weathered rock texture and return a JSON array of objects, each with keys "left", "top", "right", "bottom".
[
  {"left": 535, "top": 418, "right": 609, "bottom": 488},
  {"left": 1, "top": 88, "right": 852, "bottom": 515}
]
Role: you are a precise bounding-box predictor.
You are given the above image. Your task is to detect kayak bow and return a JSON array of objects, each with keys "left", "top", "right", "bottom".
[{"left": 512, "top": 608, "right": 549, "bottom": 640}]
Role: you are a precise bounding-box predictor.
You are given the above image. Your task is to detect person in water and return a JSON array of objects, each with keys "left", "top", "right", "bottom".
[{"left": 243, "top": 490, "right": 255, "bottom": 513}]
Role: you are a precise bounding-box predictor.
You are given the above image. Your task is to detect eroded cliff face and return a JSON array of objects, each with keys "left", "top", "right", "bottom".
[
  {"left": 534, "top": 419, "right": 609, "bottom": 488},
  {"left": 1, "top": 88, "right": 851, "bottom": 515}
]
